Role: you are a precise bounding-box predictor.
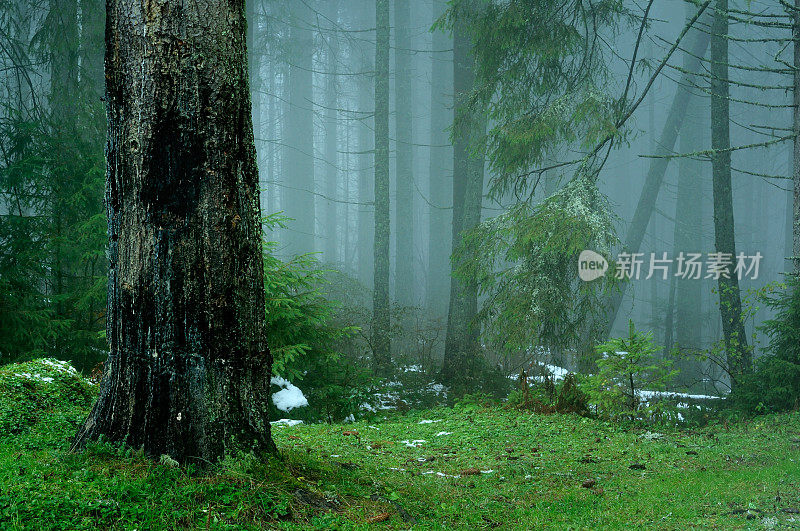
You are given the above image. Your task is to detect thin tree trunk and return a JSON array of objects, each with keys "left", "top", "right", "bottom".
[
  {"left": 324, "top": 1, "right": 340, "bottom": 264},
  {"left": 372, "top": 0, "right": 391, "bottom": 375},
  {"left": 427, "top": 0, "right": 454, "bottom": 320},
  {"left": 284, "top": 2, "right": 315, "bottom": 256},
  {"left": 604, "top": 23, "right": 710, "bottom": 336},
  {"left": 673, "top": 5, "right": 705, "bottom": 378},
  {"left": 793, "top": 0, "right": 800, "bottom": 274},
  {"left": 441, "top": 17, "right": 484, "bottom": 391},
  {"left": 73, "top": 0, "right": 274, "bottom": 463},
  {"left": 393, "top": 0, "right": 414, "bottom": 306},
  {"left": 710, "top": 0, "right": 750, "bottom": 384}
]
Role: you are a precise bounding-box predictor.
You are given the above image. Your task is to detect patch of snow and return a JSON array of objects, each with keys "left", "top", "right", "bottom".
[
  {"left": 271, "top": 376, "right": 309, "bottom": 412},
  {"left": 270, "top": 419, "right": 304, "bottom": 427},
  {"left": 368, "top": 425, "right": 379, "bottom": 430},
  {"left": 480, "top": 470, "right": 494, "bottom": 474},
  {"left": 330, "top": 455, "right": 341, "bottom": 458},
  {"left": 401, "top": 365, "right": 424, "bottom": 373},
  {"left": 435, "top": 431, "right": 452, "bottom": 437},
  {"left": 637, "top": 389, "right": 723, "bottom": 401},
  {"left": 418, "top": 419, "right": 441, "bottom": 424},
  {"left": 401, "top": 439, "right": 426, "bottom": 448},
  {"left": 422, "top": 470, "right": 459, "bottom": 478}
]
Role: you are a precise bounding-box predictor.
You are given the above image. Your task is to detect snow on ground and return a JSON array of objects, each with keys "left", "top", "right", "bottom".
[
  {"left": 270, "top": 376, "right": 309, "bottom": 412},
  {"left": 637, "top": 389, "right": 723, "bottom": 401},
  {"left": 270, "top": 418, "right": 304, "bottom": 427},
  {"left": 435, "top": 431, "right": 452, "bottom": 436},
  {"left": 418, "top": 419, "right": 441, "bottom": 424},
  {"left": 401, "top": 439, "right": 426, "bottom": 448}
]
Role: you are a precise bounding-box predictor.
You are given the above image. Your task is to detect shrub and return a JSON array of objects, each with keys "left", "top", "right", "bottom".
[
  {"left": 587, "top": 320, "right": 676, "bottom": 421},
  {"left": 0, "top": 358, "right": 96, "bottom": 438},
  {"left": 732, "top": 279, "right": 800, "bottom": 413}
]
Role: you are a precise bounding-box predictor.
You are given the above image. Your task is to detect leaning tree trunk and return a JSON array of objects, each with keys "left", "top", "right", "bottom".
[
  {"left": 710, "top": 0, "right": 750, "bottom": 384},
  {"left": 72, "top": 0, "right": 274, "bottom": 463},
  {"left": 603, "top": 20, "right": 710, "bottom": 337}
]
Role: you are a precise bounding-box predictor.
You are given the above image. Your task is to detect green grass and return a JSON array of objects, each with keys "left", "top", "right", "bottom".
[{"left": 0, "top": 363, "right": 798, "bottom": 529}]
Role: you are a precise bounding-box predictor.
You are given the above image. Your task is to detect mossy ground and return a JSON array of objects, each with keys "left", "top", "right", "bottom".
[{"left": 0, "top": 360, "right": 798, "bottom": 529}]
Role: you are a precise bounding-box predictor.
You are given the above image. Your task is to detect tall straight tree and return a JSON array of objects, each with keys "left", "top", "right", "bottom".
[
  {"left": 283, "top": 2, "right": 316, "bottom": 256},
  {"left": 372, "top": 0, "right": 391, "bottom": 375},
  {"left": 674, "top": 4, "right": 706, "bottom": 355},
  {"left": 393, "top": 0, "right": 414, "bottom": 306},
  {"left": 441, "top": 15, "right": 485, "bottom": 391},
  {"left": 73, "top": 0, "right": 274, "bottom": 462},
  {"left": 710, "top": 0, "right": 750, "bottom": 383},
  {"left": 324, "top": 1, "right": 340, "bottom": 264},
  {"left": 427, "top": 0, "right": 454, "bottom": 319},
  {"left": 792, "top": 0, "right": 800, "bottom": 274}
]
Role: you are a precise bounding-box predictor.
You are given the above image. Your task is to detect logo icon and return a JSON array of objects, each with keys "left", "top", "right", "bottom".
[{"left": 578, "top": 250, "right": 608, "bottom": 282}]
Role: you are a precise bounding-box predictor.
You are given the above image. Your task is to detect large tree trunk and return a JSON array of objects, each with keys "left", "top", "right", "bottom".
[
  {"left": 427, "top": 0, "right": 454, "bottom": 321},
  {"left": 441, "top": 17, "right": 485, "bottom": 392},
  {"left": 393, "top": 0, "right": 414, "bottom": 307},
  {"left": 710, "top": 0, "right": 750, "bottom": 384},
  {"left": 372, "top": 0, "right": 391, "bottom": 375},
  {"left": 604, "top": 22, "right": 710, "bottom": 336},
  {"left": 73, "top": 0, "right": 274, "bottom": 463},
  {"left": 283, "top": 2, "right": 316, "bottom": 256}
]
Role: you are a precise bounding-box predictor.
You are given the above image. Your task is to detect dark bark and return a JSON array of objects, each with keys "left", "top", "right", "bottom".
[
  {"left": 73, "top": 0, "right": 274, "bottom": 463},
  {"left": 604, "top": 22, "right": 710, "bottom": 336},
  {"left": 283, "top": 2, "right": 316, "bottom": 256},
  {"left": 393, "top": 0, "right": 414, "bottom": 306},
  {"left": 710, "top": 0, "right": 750, "bottom": 382},
  {"left": 441, "top": 17, "right": 485, "bottom": 391},
  {"left": 372, "top": 0, "right": 391, "bottom": 375},
  {"left": 427, "top": 0, "right": 454, "bottom": 320}
]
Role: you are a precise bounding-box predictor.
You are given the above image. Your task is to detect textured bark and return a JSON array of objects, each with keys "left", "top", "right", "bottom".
[
  {"left": 372, "top": 0, "right": 391, "bottom": 375},
  {"left": 393, "top": 0, "right": 414, "bottom": 306},
  {"left": 283, "top": 2, "right": 316, "bottom": 256},
  {"left": 710, "top": 0, "right": 750, "bottom": 382},
  {"left": 441, "top": 19, "right": 484, "bottom": 390},
  {"left": 604, "top": 21, "right": 710, "bottom": 337},
  {"left": 72, "top": 0, "right": 274, "bottom": 463},
  {"left": 426, "top": 0, "right": 454, "bottom": 320}
]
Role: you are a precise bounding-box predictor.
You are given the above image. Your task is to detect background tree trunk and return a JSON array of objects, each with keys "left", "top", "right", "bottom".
[
  {"left": 441, "top": 16, "right": 484, "bottom": 391},
  {"left": 710, "top": 0, "right": 750, "bottom": 384},
  {"left": 793, "top": 0, "right": 800, "bottom": 274},
  {"left": 73, "top": 0, "right": 274, "bottom": 463},
  {"left": 603, "top": 22, "right": 710, "bottom": 337},
  {"left": 372, "top": 0, "right": 391, "bottom": 375},
  {"left": 283, "top": 2, "right": 316, "bottom": 256},
  {"left": 393, "top": 0, "right": 414, "bottom": 307},
  {"left": 427, "top": 0, "right": 454, "bottom": 322}
]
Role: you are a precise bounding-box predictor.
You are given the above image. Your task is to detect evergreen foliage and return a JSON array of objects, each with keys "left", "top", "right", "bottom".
[{"left": 733, "top": 279, "right": 800, "bottom": 413}]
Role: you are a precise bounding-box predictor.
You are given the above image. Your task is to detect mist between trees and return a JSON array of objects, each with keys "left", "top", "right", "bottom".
[{"left": 2, "top": 0, "right": 800, "bottom": 420}]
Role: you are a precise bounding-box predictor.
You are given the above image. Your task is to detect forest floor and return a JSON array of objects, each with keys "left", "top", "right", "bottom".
[{"left": 0, "top": 360, "right": 799, "bottom": 529}]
